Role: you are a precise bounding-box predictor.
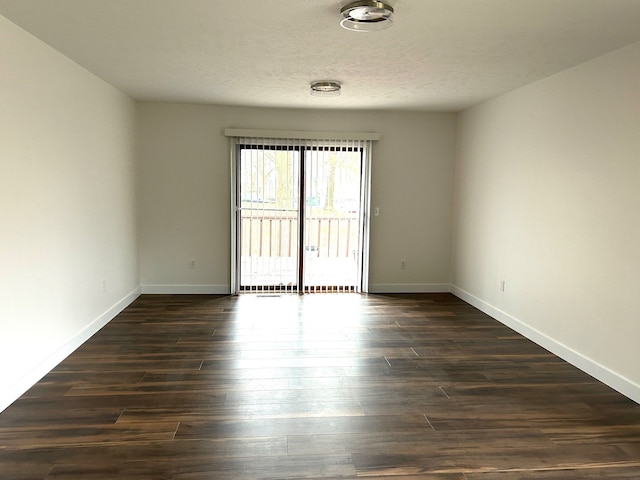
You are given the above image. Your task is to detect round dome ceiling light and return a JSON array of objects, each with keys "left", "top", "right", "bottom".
[
  {"left": 310, "top": 81, "right": 341, "bottom": 97},
  {"left": 340, "top": 1, "right": 394, "bottom": 32}
]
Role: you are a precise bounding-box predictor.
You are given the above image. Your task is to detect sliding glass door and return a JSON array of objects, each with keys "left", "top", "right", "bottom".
[
  {"left": 234, "top": 140, "right": 367, "bottom": 294},
  {"left": 302, "top": 146, "right": 363, "bottom": 292},
  {"left": 237, "top": 145, "right": 300, "bottom": 292}
]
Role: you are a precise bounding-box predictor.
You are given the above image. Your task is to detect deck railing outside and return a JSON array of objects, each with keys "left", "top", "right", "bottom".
[
  {"left": 240, "top": 208, "right": 360, "bottom": 289},
  {"left": 240, "top": 209, "right": 359, "bottom": 260}
]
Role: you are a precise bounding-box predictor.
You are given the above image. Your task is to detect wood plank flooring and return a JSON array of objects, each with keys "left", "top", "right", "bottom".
[{"left": 1, "top": 293, "right": 639, "bottom": 479}]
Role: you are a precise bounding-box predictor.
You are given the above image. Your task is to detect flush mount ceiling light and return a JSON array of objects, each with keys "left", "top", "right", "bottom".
[
  {"left": 340, "top": 0, "right": 394, "bottom": 32},
  {"left": 310, "top": 81, "right": 341, "bottom": 97}
]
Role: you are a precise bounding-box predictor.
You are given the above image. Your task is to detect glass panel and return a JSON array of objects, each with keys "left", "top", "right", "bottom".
[
  {"left": 239, "top": 146, "right": 300, "bottom": 292},
  {"left": 304, "top": 146, "right": 362, "bottom": 292}
]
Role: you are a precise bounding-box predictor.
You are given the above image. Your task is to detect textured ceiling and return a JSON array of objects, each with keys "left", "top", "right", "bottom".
[{"left": 2, "top": 0, "right": 640, "bottom": 111}]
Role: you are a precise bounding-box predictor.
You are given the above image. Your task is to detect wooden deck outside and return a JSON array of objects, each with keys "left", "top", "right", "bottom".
[{"left": 240, "top": 213, "right": 360, "bottom": 289}]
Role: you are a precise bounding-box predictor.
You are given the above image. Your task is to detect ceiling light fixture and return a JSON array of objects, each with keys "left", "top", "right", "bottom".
[
  {"left": 340, "top": 0, "right": 394, "bottom": 32},
  {"left": 310, "top": 81, "right": 341, "bottom": 97}
]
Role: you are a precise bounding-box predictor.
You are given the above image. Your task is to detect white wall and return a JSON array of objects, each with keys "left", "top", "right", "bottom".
[
  {"left": 0, "top": 16, "right": 139, "bottom": 412},
  {"left": 453, "top": 41, "right": 640, "bottom": 402},
  {"left": 136, "top": 104, "right": 457, "bottom": 293}
]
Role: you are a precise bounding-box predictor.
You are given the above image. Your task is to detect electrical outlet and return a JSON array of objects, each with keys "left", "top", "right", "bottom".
[
  {"left": 500, "top": 280, "right": 506, "bottom": 292},
  {"left": 400, "top": 260, "right": 407, "bottom": 269},
  {"left": 189, "top": 259, "right": 196, "bottom": 269}
]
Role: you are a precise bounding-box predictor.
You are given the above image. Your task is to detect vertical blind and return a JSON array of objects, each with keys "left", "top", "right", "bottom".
[{"left": 225, "top": 129, "right": 379, "bottom": 295}]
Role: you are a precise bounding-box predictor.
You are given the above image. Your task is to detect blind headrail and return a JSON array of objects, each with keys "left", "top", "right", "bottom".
[{"left": 224, "top": 128, "right": 380, "bottom": 141}]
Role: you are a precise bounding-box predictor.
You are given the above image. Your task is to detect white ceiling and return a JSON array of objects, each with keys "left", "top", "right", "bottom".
[{"left": 2, "top": 0, "right": 640, "bottom": 111}]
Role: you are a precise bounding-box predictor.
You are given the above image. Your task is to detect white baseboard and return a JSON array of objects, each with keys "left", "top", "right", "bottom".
[
  {"left": 140, "top": 284, "right": 230, "bottom": 294},
  {"left": 368, "top": 283, "right": 451, "bottom": 294},
  {"left": 0, "top": 286, "right": 141, "bottom": 413},
  {"left": 451, "top": 285, "right": 640, "bottom": 405}
]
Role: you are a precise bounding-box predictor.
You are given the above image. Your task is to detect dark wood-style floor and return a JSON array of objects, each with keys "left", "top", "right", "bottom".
[{"left": 1, "top": 293, "right": 639, "bottom": 479}]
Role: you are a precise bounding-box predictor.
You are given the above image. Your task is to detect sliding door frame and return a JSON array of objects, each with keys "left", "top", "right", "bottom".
[{"left": 227, "top": 129, "right": 378, "bottom": 295}]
